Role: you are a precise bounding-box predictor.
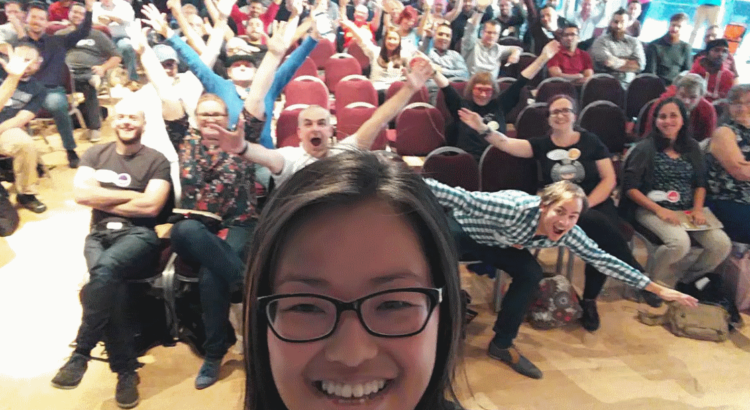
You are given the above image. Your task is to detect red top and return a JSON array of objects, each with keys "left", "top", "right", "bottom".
[
  {"left": 48, "top": 1, "right": 71, "bottom": 22},
  {"left": 230, "top": 2, "right": 279, "bottom": 36},
  {"left": 547, "top": 48, "right": 593, "bottom": 75},
  {"left": 644, "top": 85, "right": 718, "bottom": 142},
  {"left": 690, "top": 57, "right": 735, "bottom": 102},
  {"left": 342, "top": 20, "right": 376, "bottom": 48}
]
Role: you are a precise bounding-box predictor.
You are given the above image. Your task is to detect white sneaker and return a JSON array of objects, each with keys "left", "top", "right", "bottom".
[{"left": 88, "top": 129, "right": 101, "bottom": 142}]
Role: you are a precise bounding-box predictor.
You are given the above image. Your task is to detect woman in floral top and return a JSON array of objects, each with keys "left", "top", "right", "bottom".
[
  {"left": 706, "top": 84, "right": 750, "bottom": 244},
  {"left": 621, "top": 97, "right": 731, "bottom": 287},
  {"left": 169, "top": 93, "right": 259, "bottom": 390}
]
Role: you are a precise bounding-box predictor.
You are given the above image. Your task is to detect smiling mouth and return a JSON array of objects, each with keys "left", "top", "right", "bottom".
[{"left": 314, "top": 379, "right": 391, "bottom": 401}]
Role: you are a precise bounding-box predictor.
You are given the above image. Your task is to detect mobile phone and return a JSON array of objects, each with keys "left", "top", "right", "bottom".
[{"left": 314, "top": 11, "right": 333, "bottom": 37}]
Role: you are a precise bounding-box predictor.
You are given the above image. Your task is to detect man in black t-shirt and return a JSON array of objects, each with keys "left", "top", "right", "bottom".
[
  {"left": 51, "top": 97, "right": 171, "bottom": 409},
  {"left": 0, "top": 43, "right": 48, "bottom": 213}
]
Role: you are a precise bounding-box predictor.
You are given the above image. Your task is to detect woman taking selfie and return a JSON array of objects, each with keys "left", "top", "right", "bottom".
[{"left": 242, "top": 151, "right": 466, "bottom": 410}]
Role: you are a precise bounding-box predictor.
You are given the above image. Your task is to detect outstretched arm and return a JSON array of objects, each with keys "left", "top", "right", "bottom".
[
  {"left": 458, "top": 108, "right": 533, "bottom": 158},
  {"left": 0, "top": 46, "right": 34, "bottom": 109},
  {"left": 444, "top": 0, "right": 463, "bottom": 22},
  {"left": 166, "top": 0, "right": 206, "bottom": 53},
  {"left": 203, "top": 116, "right": 286, "bottom": 173},
  {"left": 520, "top": 40, "right": 559, "bottom": 80}
]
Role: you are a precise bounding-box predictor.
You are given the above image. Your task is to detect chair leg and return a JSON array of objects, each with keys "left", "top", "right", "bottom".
[
  {"left": 555, "top": 247, "right": 564, "bottom": 274},
  {"left": 161, "top": 253, "right": 180, "bottom": 340}
]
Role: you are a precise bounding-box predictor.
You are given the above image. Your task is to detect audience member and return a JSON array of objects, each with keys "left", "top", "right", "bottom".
[
  {"left": 341, "top": 19, "right": 407, "bottom": 92},
  {"left": 547, "top": 23, "right": 593, "bottom": 85},
  {"left": 242, "top": 18, "right": 267, "bottom": 47},
  {"left": 568, "top": 0, "right": 606, "bottom": 42},
  {"left": 92, "top": 0, "right": 138, "bottom": 82},
  {"left": 461, "top": 3, "right": 522, "bottom": 78},
  {"left": 21, "top": 0, "right": 94, "bottom": 168},
  {"left": 450, "top": 0, "right": 493, "bottom": 50},
  {"left": 395, "top": 5, "right": 421, "bottom": 52},
  {"left": 460, "top": 93, "right": 659, "bottom": 327},
  {"left": 48, "top": 0, "right": 73, "bottom": 21},
  {"left": 644, "top": 73, "right": 716, "bottom": 142},
  {"left": 0, "top": 44, "right": 47, "bottom": 213},
  {"left": 621, "top": 97, "right": 732, "bottom": 287},
  {"left": 0, "top": 0, "right": 25, "bottom": 48},
  {"left": 438, "top": 40, "right": 560, "bottom": 159},
  {"left": 694, "top": 25, "right": 739, "bottom": 78},
  {"left": 645, "top": 13, "right": 691, "bottom": 86},
  {"left": 690, "top": 39, "right": 734, "bottom": 102},
  {"left": 590, "top": 8, "right": 645, "bottom": 88},
  {"left": 213, "top": 60, "right": 434, "bottom": 187},
  {"left": 419, "top": 22, "right": 470, "bottom": 80},
  {"left": 633, "top": 0, "right": 648, "bottom": 25},
  {"left": 50, "top": 97, "right": 171, "bottom": 409},
  {"left": 340, "top": 0, "right": 378, "bottom": 48},
  {"left": 422, "top": 0, "right": 462, "bottom": 28},
  {"left": 496, "top": 0, "right": 525, "bottom": 38},
  {"left": 625, "top": 0, "right": 641, "bottom": 37},
  {"left": 243, "top": 150, "right": 465, "bottom": 410},
  {"left": 706, "top": 84, "right": 750, "bottom": 243},
  {"left": 59, "top": 1, "right": 122, "bottom": 143},
  {"left": 230, "top": 0, "right": 281, "bottom": 35},
  {"left": 427, "top": 177, "right": 697, "bottom": 379},
  {"left": 523, "top": 0, "right": 568, "bottom": 56},
  {"left": 689, "top": 0, "right": 725, "bottom": 49}
]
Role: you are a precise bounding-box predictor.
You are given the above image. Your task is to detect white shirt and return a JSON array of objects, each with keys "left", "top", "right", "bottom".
[
  {"left": 273, "top": 135, "right": 359, "bottom": 186},
  {"left": 92, "top": 0, "right": 135, "bottom": 39}
]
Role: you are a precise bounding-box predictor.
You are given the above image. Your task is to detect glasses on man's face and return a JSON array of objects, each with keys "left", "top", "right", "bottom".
[
  {"left": 259, "top": 287, "right": 443, "bottom": 343},
  {"left": 196, "top": 112, "right": 228, "bottom": 118},
  {"left": 550, "top": 108, "right": 574, "bottom": 117}
]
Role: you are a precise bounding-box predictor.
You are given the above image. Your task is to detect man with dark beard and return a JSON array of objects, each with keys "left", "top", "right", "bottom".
[
  {"left": 50, "top": 97, "right": 171, "bottom": 410},
  {"left": 691, "top": 39, "right": 735, "bottom": 102},
  {"left": 590, "top": 8, "right": 645, "bottom": 88}
]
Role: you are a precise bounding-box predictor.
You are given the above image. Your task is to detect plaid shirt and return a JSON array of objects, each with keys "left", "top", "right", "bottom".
[{"left": 426, "top": 179, "right": 651, "bottom": 289}]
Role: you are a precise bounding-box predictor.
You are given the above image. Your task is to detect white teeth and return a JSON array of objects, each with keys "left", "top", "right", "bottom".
[{"left": 318, "top": 380, "right": 388, "bottom": 399}]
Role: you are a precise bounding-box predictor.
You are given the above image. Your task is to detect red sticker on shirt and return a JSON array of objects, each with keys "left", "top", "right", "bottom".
[{"left": 666, "top": 191, "right": 680, "bottom": 203}]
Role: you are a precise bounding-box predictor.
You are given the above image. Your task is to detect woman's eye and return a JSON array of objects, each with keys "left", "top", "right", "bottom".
[
  {"left": 285, "top": 304, "right": 325, "bottom": 314},
  {"left": 377, "top": 300, "right": 415, "bottom": 311}
]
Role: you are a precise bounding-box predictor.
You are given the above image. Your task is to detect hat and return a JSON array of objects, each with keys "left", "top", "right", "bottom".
[
  {"left": 153, "top": 44, "right": 178, "bottom": 62},
  {"left": 705, "top": 38, "right": 729, "bottom": 52},
  {"left": 225, "top": 52, "right": 261, "bottom": 68}
]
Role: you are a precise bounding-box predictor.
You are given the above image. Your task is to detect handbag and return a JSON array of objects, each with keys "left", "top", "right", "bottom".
[
  {"left": 527, "top": 275, "right": 582, "bottom": 330},
  {"left": 638, "top": 301, "right": 730, "bottom": 342}
]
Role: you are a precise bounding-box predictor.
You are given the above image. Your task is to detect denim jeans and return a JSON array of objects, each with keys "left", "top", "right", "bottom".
[
  {"left": 448, "top": 215, "right": 543, "bottom": 348},
  {"left": 75, "top": 225, "right": 160, "bottom": 374},
  {"left": 169, "top": 220, "right": 255, "bottom": 359},
  {"left": 707, "top": 199, "right": 750, "bottom": 244},
  {"left": 75, "top": 79, "right": 102, "bottom": 131},
  {"left": 42, "top": 87, "right": 76, "bottom": 151},
  {"left": 114, "top": 37, "right": 138, "bottom": 81}
]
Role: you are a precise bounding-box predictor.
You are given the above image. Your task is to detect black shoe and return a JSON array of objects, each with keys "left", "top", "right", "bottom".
[
  {"left": 639, "top": 289, "right": 663, "bottom": 308},
  {"left": 580, "top": 298, "right": 600, "bottom": 332},
  {"left": 116, "top": 371, "right": 140, "bottom": 409},
  {"left": 17, "top": 194, "right": 47, "bottom": 213},
  {"left": 67, "top": 150, "right": 80, "bottom": 168},
  {"left": 487, "top": 342, "right": 543, "bottom": 379},
  {"left": 51, "top": 353, "right": 89, "bottom": 389}
]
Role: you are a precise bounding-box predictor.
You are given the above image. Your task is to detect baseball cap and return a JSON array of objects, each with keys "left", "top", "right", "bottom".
[{"left": 153, "top": 44, "right": 178, "bottom": 63}]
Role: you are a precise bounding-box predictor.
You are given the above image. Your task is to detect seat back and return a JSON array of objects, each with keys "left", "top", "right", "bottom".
[
  {"left": 93, "top": 24, "right": 112, "bottom": 38},
  {"left": 324, "top": 54, "right": 362, "bottom": 94},
  {"left": 515, "top": 102, "right": 549, "bottom": 140},
  {"left": 275, "top": 105, "right": 309, "bottom": 148},
  {"left": 394, "top": 103, "right": 446, "bottom": 156},
  {"left": 451, "top": 79, "right": 468, "bottom": 97},
  {"left": 581, "top": 73, "right": 625, "bottom": 109},
  {"left": 291, "top": 56, "right": 318, "bottom": 81},
  {"left": 578, "top": 100, "right": 628, "bottom": 154},
  {"left": 498, "top": 36, "right": 525, "bottom": 50},
  {"left": 535, "top": 77, "right": 577, "bottom": 104},
  {"left": 479, "top": 145, "right": 537, "bottom": 193},
  {"left": 507, "top": 52, "right": 544, "bottom": 87},
  {"left": 625, "top": 74, "right": 666, "bottom": 119},
  {"left": 386, "top": 81, "right": 430, "bottom": 105},
  {"left": 336, "top": 102, "right": 387, "bottom": 150},
  {"left": 422, "top": 147, "right": 480, "bottom": 191},
  {"left": 347, "top": 41, "right": 371, "bottom": 71},
  {"left": 635, "top": 98, "right": 658, "bottom": 139},
  {"left": 335, "top": 76, "right": 377, "bottom": 109},
  {"left": 309, "top": 38, "right": 336, "bottom": 69},
  {"left": 284, "top": 76, "right": 329, "bottom": 108}
]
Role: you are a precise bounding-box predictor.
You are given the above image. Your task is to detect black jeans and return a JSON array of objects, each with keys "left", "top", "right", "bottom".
[
  {"left": 449, "top": 216, "right": 543, "bottom": 348},
  {"left": 75, "top": 79, "right": 102, "bottom": 131},
  {"left": 169, "top": 219, "right": 255, "bottom": 360},
  {"left": 577, "top": 199, "right": 644, "bottom": 300},
  {"left": 76, "top": 225, "right": 160, "bottom": 374}
]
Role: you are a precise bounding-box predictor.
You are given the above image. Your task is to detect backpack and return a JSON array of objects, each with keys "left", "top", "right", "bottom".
[
  {"left": 675, "top": 273, "right": 743, "bottom": 330},
  {"left": 527, "top": 275, "right": 582, "bottom": 330},
  {"left": 0, "top": 185, "right": 19, "bottom": 237},
  {"left": 638, "top": 301, "right": 730, "bottom": 342}
]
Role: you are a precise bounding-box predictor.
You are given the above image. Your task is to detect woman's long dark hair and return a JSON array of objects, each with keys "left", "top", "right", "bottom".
[
  {"left": 243, "top": 150, "right": 465, "bottom": 410},
  {"left": 647, "top": 97, "right": 692, "bottom": 154},
  {"left": 378, "top": 28, "right": 404, "bottom": 69}
]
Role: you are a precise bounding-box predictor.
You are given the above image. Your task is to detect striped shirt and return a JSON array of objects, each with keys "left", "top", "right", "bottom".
[{"left": 426, "top": 179, "right": 651, "bottom": 289}]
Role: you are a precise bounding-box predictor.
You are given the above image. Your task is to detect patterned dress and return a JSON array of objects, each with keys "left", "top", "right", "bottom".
[{"left": 707, "top": 120, "right": 750, "bottom": 205}]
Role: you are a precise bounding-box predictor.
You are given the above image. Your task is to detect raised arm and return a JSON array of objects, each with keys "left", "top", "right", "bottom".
[
  {"left": 444, "top": 0, "right": 463, "bottom": 21},
  {"left": 416, "top": 3, "right": 432, "bottom": 38},
  {"left": 203, "top": 116, "right": 285, "bottom": 173},
  {"left": 354, "top": 60, "right": 435, "bottom": 149},
  {"left": 340, "top": 16, "right": 376, "bottom": 50},
  {"left": 166, "top": 0, "right": 207, "bottom": 54},
  {"left": 458, "top": 108, "right": 534, "bottom": 157},
  {"left": 0, "top": 46, "right": 35, "bottom": 109},
  {"left": 460, "top": 10, "right": 482, "bottom": 59},
  {"left": 201, "top": 0, "right": 239, "bottom": 67},
  {"left": 520, "top": 40, "right": 559, "bottom": 80},
  {"left": 64, "top": 0, "right": 94, "bottom": 49}
]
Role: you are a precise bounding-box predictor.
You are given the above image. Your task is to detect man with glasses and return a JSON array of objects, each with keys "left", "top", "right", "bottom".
[
  {"left": 547, "top": 23, "right": 593, "bottom": 85},
  {"left": 58, "top": 1, "right": 122, "bottom": 142},
  {"left": 461, "top": 1, "right": 521, "bottom": 78},
  {"left": 419, "top": 22, "right": 469, "bottom": 80}
]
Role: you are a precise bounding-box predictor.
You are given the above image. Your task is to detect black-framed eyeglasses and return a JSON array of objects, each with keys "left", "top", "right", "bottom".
[
  {"left": 550, "top": 108, "right": 574, "bottom": 117},
  {"left": 258, "top": 287, "right": 443, "bottom": 343}
]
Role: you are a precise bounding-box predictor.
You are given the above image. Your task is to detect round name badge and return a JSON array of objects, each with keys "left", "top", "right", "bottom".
[
  {"left": 666, "top": 190, "right": 680, "bottom": 203},
  {"left": 487, "top": 121, "right": 499, "bottom": 131}
]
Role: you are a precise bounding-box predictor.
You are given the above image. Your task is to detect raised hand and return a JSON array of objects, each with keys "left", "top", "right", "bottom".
[
  {"left": 167, "top": 0, "right": 182, "bottom": 11},
  {"left": 125, "top": 19, "right": 148, "bottom": 54},
  {"left": 458, "top": 108, "right": 486, "bottom": 133},
  {"left": 216, "top": 0, "right": 238, "bottom": 17},
  {"left": 540, "top": 40, "right": 561, "bottom": 61},
  {"left": 289, "top": 0, "right": 303, "bottom": 16},
  {"left": 141, "top": 4, "right": 172, "bottom": 38},
  {"left": 85, "top": 0, "right": 95, "bottom": 11},
  {"left": 203, "top": 116, "right": 246, "bottom": 155},
  {"left": 0, "top": 46, "right": 35, "bottom": 77},
  {"left": 266, "top": 21, "right": 291, "bottom": 56},
  {"left": 404, "top": 58, "right": 434, "bottom": 89}
]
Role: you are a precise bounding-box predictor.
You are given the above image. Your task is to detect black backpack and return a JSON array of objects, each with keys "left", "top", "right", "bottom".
[{"left": 0, "top": 184, "right": 19, "bottom": 237}]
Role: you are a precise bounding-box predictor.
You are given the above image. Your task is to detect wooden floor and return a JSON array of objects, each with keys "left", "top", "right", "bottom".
[{"left": 1, "top": 116, "right": 749, "bottom": 410}]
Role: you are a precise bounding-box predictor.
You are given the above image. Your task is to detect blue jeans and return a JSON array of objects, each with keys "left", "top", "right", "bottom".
[
  {"left": 76, "top": 225, "right": 160, "bottom": 374},
  {"left": 708, "top": 199, "right": 750, "bottom": 244},
  {"left": 114, "top": 37, "right": 138, "bottom": 81},
  {"left": 42, "top": 87, "right": 76, "bottom": 151},
  {"left": 169, "top": 220, "right": 255, "bottom": 359}
]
